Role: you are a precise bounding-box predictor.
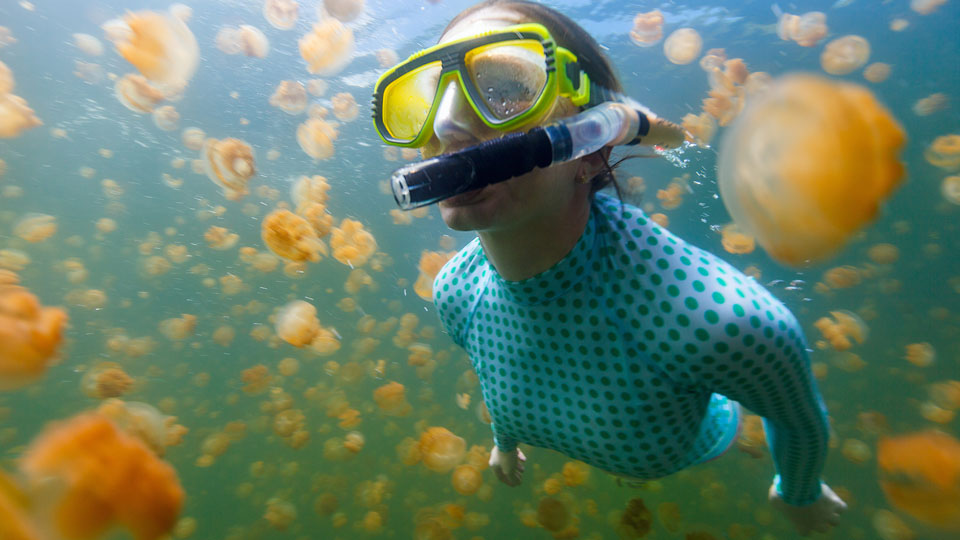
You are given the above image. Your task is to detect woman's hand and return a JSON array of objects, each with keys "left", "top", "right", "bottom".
[
  {"left": 489, "top": 446, "right": 526, "bottom": 486},
  {"left": 769, "top": 482, "right": 847, "bottom": 536}
]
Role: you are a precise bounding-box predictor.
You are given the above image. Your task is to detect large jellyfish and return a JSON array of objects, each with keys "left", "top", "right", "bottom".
[
  {"left": 0, "top": 284, "right": 68, "bottom": 390},
  {"left": 19, "top": 413, "right": 184, "bottom": 540},
  {"left": 717, "top": 74, "right": 905, "bottom": 266},
  {"left": 418, "top": 427, "right": 466, "bottom": 473},
  {"left": 299, "top": 18, "right": 354, "bottom": 75},
  {"left": 878, "top": 430, "right": 960, "bottom": 531},
  {"left": 269, "top": 80, "right": 308, "bottom": 114},
  {"left": 102, "top": 8, "right": 199, "bottom": 95},
  {"left": 261, "top": 209, "right": 325, "bottom": 262}
]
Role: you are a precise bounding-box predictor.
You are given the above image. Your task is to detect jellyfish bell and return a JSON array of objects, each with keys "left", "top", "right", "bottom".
[
  {"left": 269, "top": 80, "right": 308, "bottom": 115},
  {"left": 925, "top": 134, "right": 960, "bottom": 170},
  {"left": 878, "top": 430, "right": 960, "bottom": 531},
  {"left": 297, "top": 117, "right": 339, "bottom": 160},
  {"left": 629, "top": 10, "right": 664, "bottom": 47},
  {"left": 323, "top": 0, "right": 365, "bottom": 22},
  {"left": 418, "top": 427, "right": 466, "bottom": 473},
  {"left": 237, "top": 25, "right": 270, "bottom": 58},
  {"left": 261, "top": 209, "right": 325, "bottom": 262},
  {"left": 717, "top": 74, "right": 905, "bottom": 267},
  {"left": 0, "top": 94, "right": 42, "bottom": 138},
  {"left": 274, "top": 299, "right": 320, "bottom": 346},
  {"left": 201, "top": 137, "right": 256, "bottom": 199},
  {"left": 72, "top": 33, "right": 104, "bottom": 56},
  {"left": 0, "top": 60, "right": 12, "bottom": 94},
  {"left": 152, "top": 105, "right": 180, "bottom": 131},
  {"left": 663, "top": 28, "right": 702, "bottom": 65},
  {"left": 299, "top": 18, "right": 354, "bottom": 75},
  {"left": 102, "top": 10, "right": 199, "bottom": 96},
  {"left": 0, "top": 285, "right": 68, "bottom": 390},
  {"left": 821, "top": 35, "right": 871, "bottom": 76},
  {"left": 115, "top": 73, "right": 165, "bottom": 113},
  {"left": 264, "top": 0, "right": 299, "bottom": 30}
]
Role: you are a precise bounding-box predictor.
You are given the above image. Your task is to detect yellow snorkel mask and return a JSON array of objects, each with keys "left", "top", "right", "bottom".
[{"left": 372, "top": 23, "right": 604, "bottom": 147}]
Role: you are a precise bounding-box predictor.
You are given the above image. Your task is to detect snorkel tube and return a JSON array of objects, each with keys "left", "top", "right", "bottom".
[{"left": 389, "top": 100, "right": 686, "bottom": 210}]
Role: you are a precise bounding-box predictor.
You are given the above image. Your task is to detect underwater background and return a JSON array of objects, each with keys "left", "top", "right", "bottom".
[{"left": 1, "top": 0, "right": 959, "bottom": 538}]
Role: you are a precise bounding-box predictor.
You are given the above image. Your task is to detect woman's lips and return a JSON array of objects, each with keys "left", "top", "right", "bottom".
[{"left": 441, "top": 186, "right": 486, "bottom": 207}]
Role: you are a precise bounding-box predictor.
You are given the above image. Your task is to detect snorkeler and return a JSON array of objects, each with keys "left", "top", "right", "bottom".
[{"left": 373, "top": 0, "right": 846, "bottom": 535}]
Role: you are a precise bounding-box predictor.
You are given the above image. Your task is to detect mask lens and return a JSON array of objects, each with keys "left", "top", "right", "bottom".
[
  {"left": 465, "top": 39, "right": 548, "bottom": 121},
  {"left": 382, "top": 61, "right": 443, "bottom": 142}
]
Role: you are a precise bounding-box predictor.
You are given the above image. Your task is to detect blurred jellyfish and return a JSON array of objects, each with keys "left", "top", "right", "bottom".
[
  {"left": 330, "top": 92, "right": 358, "bottom": 121},
  {"left": 452, "top": 464, "right": 483, "bottom": 495},
  {"left": 299, "top": 18, "right": 354, "bottom": 75},
  {"left": 330, "top": 218, "right": 376, "bottom": 267},
  {"left": 942, "top": 176, "right": 960, "bottom": 205},
  {"left": 629, "top": 10, "right": 664, "bottom": 47},
  {"left": 102, "top": 9, "right": 199, "bottom": 95},
  {"left": 201, "top": 137, "right": 256, "bottom": 199},
  {"left": 180, "top": 127, "right": 205, "bottom": 150},
  {"left": 72, "top": 33, "right": 104, "bottom": 56},
  {"left": 717, "top": 74, "right": 904, "bottom": 266},
  {"left": 152, "top": 105, "right": 180, "bottom": 131},
  {"left": 878, "top": 430, "right": 960, "bottom": 531},
  {"left": 158, "top": 314, "right": 197, "bottom": 340},
  {"left": 561, "top": 461, "right": 590, "bottom": 487},
  {"left": 663, "top": 28, "right": 702, "bottom": 65},
  {"left": 375, "top": 48, "right": 399, "bottom": 68},
  {"left": 537, "top": 497, "right": 570, "bottom": 532},
  {"left": 373, "top": 381, "right": 412, "bottom": 416},
  {"left": 904, "top": 342, "right": 936, "bottom": 367},
  {"left": 269, "top": 80, "right": 307, "bottom": 114},
  {"left": 115, "top": 73, "right": 165, "bottom": 113},
  {"left": 418, "top": 427, "right": 466, "bottom": 473},
  {"left": 0, "top": 94, "right": 42, "bottom": 138},
  {"left": 203, "top": 226, "right": 238, "bottom": 250},
  {"left": 0, "top": 284, "right": 68, "bottom": 390},
  {"left": 274, "top": 299, "right": 321, "bottom": 346},
  {"left": 306, "top": 78, "right": 327, "bottom": 97},
  {"left": 82, "top": 362, "right": 134, "bottom": 399},
  {"left": 820, "top": 35, "right": 870, "bottom": 75},
  {"left": 0, "top": 27, "right": 15, "bottom": 47},
  {"left": 264, "top": 498, "right": 296, "bottom": 530},
  {"left": 924, "top": 134, "right": 960, "bottom": 170},
  {"left": 911, "top": 0, "right": 948, "bottom": 15},
  {"left": 618, "top": 497, "right": 653, "bottom": 538},
  {"left": 682, "top": 111, "right": 716, "bottom": 146},
  {"left": 414, "top": 250, "right": 456, "bottom": 301},
  {"left": 236, "top": 25, "right": 270, "bottom": 58},
  {"left": 0, "top": 61, "right": 11, "bottom": 94},
  {"left": 73, "top": 61, "right": 105, "bottom": 84},
  {"left": 814, "top": 310, "right": 868, "bottom": 351},
  {"left": 913, "top": 93, "right": 947, "bottom": 116},
  {"left": 14, "top": 214, "right": 57, "bottom": 243},
  {"left": 323, "top": 0, "right": 365, "bottom": 22},
  {"left": 20, "top": 413, "right": 184, "bottom": 540},
  {"left": 297, "top": 116, "right": 339, "bottom": 160},
  {"left": 264, "top": 0, "right": 298, "bottom": 30},
  {"left": 261, "top": 209, "right": 326, "bottom": 262},
  {"left": 777, "top": 11, "right": 828, "bottom": 47},
  {"left": 863, "top": 63, "right": 891, "bottom": 83}
]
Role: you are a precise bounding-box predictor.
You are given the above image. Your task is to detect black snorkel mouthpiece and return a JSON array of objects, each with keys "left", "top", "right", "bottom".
[{"left": 391, "top": 128, "right": 554, "bottom": 210}]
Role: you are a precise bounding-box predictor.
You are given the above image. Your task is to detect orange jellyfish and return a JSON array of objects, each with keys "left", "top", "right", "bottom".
[
  {"left": 201, "top": 137, "right": 256, "bottom": 199},
  {"left": 81, "top": 362, "right": 134, "bottom": 399},
  {"left": 330, "top": 92, "right": 358, "bottom": 122},
  {"left": 151, "top": 105, "right": 179, "bottom": 131},
  {"left": 324, "top": 0, "right": 365, "bottom": 22},
  {"left": 717, "top": 74, "right": 904, "bottom": 266},
  {"left": 102, "top": 9, "right": 199, "bottom": 95},
  {"left": 180, "top": 126, "right": 205, "bottom": 150},
  {"left": 0, "top": 470, "right": 43, "bottom": 540},
  {"left": 820, "top": 35, "right": 870, "bottom": 76},
  {"left": 863, "top": 63, "right": 891, "bottom": 83},
  {"left": 663, "top": 28, "right": 702, "bottom": 65},
  {"left": 814, "top": 310, "right": 868, "bottom": 351},
  {"left": 114, "top": 74, "right": 165, "bottom": 113},
  {"left": 630, "top": 10, "right": 664, "bottom": 47},
  {"left": 261, "top": 209, "right": 325, "bottom": 262},
  {"left": 274, "top": 299, "right": 320, "bottom": 346},
  {"left": 561, "top": 461, "right": 590, "bottom": 487},
  {"left": 158, "top": 314, "right": 197, "bottom": 341},
  {"left": 297, "top": 116, "right": 339, "bottom": 160},
  {"left": 451, "top": 464, "right": 482, "bottom": 495},
  {"left": 0, "top": 284, "right": 68, "bottom": 390},
  {"left": 0, "top": 60, "right": 13, "bottom": 94},
  {"left": 236, "top": 25, "right": 270, "bottom": 58},
  {"left": 264, "top": 0, "right": 298, "bottom": 30},
  {"left": 204, "top": 226, "right": 239, "bottom": 250},
  {"left": 330, "top": 218, "right": 377, "bottom": 267},
  {"left": 925, "top": 134, "right": 960, "bottom": 170},
  {"left": 269, "top": 80, "right": 307, "bottom": 114},
  {"left": 942, "top": 175, "right": 960, "bottom": 205},
  {"left": 96, "top": 399, "right": 187, "bottom": 456},
  {"left": 299, "top": 18, "right": 354, "bottom": 75},
  {"left": 418, "top": 427, "right": 466, "bottom": 473},
  {"left": 682, "top": 111, "right": 717, "bottom": 146},
  {"left": 913, "top": 93, "right": 948, "bottom": 117},
  {"left": 777, "top": 11, "right": 828, "bottom": 47},
  {"left": 911, "top": 0, "right": 948, "bottom": 15},
  {"left": 0, "top": 93, "right": 42, "bottom": 138},
  {"left": 904, "top": 342, "right": 936, "bottom": 367},
  {"left": 14, "top": 214, "right": 57, "bottom": 243},
  {"left": 414, "top": 250, "right": 456, "bottom": 301},
  {"left": 19, "top": 413, "right": 184, "bottom": 540},
  {"left": 720, "top": 224, "right": 755, "bottom": 255},
  {"left": 373, "top": 381, "right": 412, "bottom": 417},
  {"left": 877, "top": 430, "right": 960, "bottom": 531}
]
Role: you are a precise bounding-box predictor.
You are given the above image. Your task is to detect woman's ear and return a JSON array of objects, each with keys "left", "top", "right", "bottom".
[{"left": 580, "top": 147, "right": 612, "bottom": 179}]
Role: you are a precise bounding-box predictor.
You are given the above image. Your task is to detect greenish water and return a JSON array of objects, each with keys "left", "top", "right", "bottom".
[{"left": 1, "top": 0, "right": 958, "bottom": 539}]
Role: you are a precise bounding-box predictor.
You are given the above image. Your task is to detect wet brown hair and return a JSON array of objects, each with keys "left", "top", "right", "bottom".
[{"left": 444, "top": 0, "right": 627, "bottom": 197}]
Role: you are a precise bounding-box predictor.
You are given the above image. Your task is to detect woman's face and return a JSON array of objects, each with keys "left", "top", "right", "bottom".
[{"left": 423, "top": 7, "right": 584, "bottom": 233}]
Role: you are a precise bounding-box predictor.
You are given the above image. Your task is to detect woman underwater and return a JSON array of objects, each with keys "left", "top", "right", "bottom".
[{"left": 373, "top": 0, "right": 847, "bottom": 535}]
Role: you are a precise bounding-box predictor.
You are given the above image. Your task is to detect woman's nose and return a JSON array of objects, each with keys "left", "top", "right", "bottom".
[{"left": 431, "top": 80, "right": 485, "bottom": 147}]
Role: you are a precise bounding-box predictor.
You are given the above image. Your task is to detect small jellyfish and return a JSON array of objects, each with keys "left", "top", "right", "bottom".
[
  {"left": 269, "top": 80, "right": 308, "bottom": 114},
  {"left": 201, "top": 137, "right": 256, "bottom": 199},
  {"left": 261, "top": 209, "right": 325, "bottom": 262},
  {"left": 264, "top": 0, "right": 299, "bottom": 30},
  {"left": 904, "top": 342, "right": 936, "bottom": 367},
  {"left": 910, "top": 0, "right": 948, "bottom": 15},
  {"left": 657, "top": 501, "right": 683, "bottom": 533},
  {"left": 323, "top": 0, "right": 365, "bottom": 22},
  {"left": 264, "top": 498, "right": 296, "bottom": 530},
  {"left": 414, "top": 250, "right": 456, "bottom": 301},
  {"left": 561, "top": 461, "right": 590, "bottom": 487},
  {"left": 102, "top": 9, "right": 199, "bottom": 95},
  {"left": 663, "top": 28, "right": 702, "bottom": 65},
  {"left": 299, "top": 18, "right": 354, "bottom": 75},
  {"left": 0, "top": 27, "right": 15, "bottom": 47},
  {"left": 717, "top": 74, "right": 904, "bottom": 266},
  {"left": 373, "top": 381, "right": 412, "bottom": 416},
  {"left": 537, "top": 497, "right": 570, "bottom": 532},
  {"left": 942, "top": 176, "right": 960, "bottom": 205},
  {"left": 73, "top": 60, "right": 105, "bottom": 84},
  {"left": 14, "top": 213, "right": 57, "bottom": 243},
  {"left": 0, "top": 285, "right": 68, "bottom": 390},
  {"left": 330, "top": 218, "right": 377, "bottom": 267},
  {"left": 814, "top": 310, "right": 868, "bottom": 351},
  {"left": 152, "top": 105, "right": 180, "bottom": 131},
  {"left": 720, "top": 223, "right": 755, "bottom": 255},
  {"left": 236, "top": 25, "right": 270, "bottom": 58},
  {"left": 82, "top": 362, "right": 134, "bottom": 399},
  {"left": 274, "top": 299, "right": 321, "bottom": 346},
  {"left": 821, "top": 35, "right": 870, "bottom": 76},
  {"left": 204, "top": 226, "right": 238, "bottom": 250},
  {"left": 629, "top": 10, "right": 664, "bottom": 47},
  {"left": 115, "top": 73, "right": 165, "bottom": 113},
  {"left": 297, "top": 116, "right": 339, "bottom": 160},
  {"left": 863, "top": 62, "right": 891, "bottom": 83},
  {"left": 682, "top": 112, "right": 717, "bottom": 146},
  {"left": 180, "top": 127, "right": 205, "bottom": 150},
  {"left": 72, "top": 33, "right": 104, "bottom": 56},
  {"left": 912, "top": 93, "right": 948, "bottom": 116},
  {"left": 924, "top": 134, "right": 960, "bottom": 170},
  {"left": 158, "top": 314, "right": 197, "bottom": 341},
  {"left": 878, "top": 430, "right": 960, "bottom": 531},
  {"left": 778, "top": 11, "right": 828, "bottom": 47},
  {"left": 418, "top": 426, "right": 466, "bottom": 473},
  {"left": 375, "top": 48, "right": 399, "bottom": 68},
  {"left": 0, "top": 60, "right": 12, "bottom": 94},
  {"left": 451, "top": 464, "right": 482, "bottom": 495},
  {"left": 0, "top": 94, "right": 42, "bottom": 138},
  {"left": 306, "top": 78, "right": 327, "bottom": 97},
  {"left": 618, "top": 497, "right": 653, "bottom": 538},
  {"left": 19, "top": 413, "right": 184, "bottom": 540},
  {"left": 330, "top": 92, "right": 358, "bottom": 121}
]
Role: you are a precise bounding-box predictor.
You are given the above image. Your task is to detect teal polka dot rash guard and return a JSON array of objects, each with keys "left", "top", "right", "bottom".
[{"left": 432, "top": 192, "right": 831, "bottom": 506}]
